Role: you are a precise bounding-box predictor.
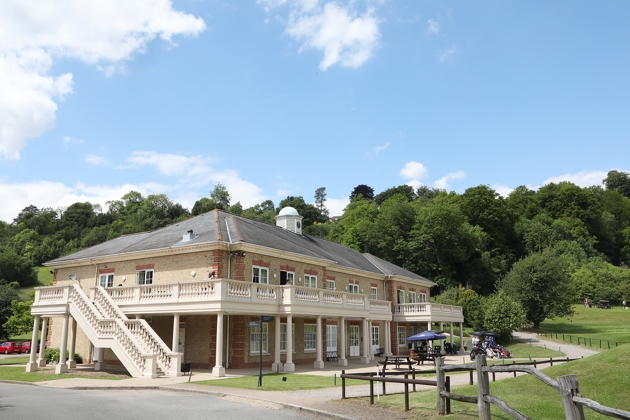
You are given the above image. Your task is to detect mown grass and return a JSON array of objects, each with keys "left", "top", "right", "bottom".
[
  {"left": 0, "top": 366, "right": 127, "bottom": 382},
  {"left": 361, "top": 343, "right": 630, "bottom": 419},
  {"left": 194, "top": 372, "right": 366, "bottom": 391},
  {"left": 506, "top": 342, "right": 564, "bottom": 358},
  {"left": 0, "top": 357, "right": 30, "bottom": 365},
  {"left": 538, "top": 304, "right": 630, "bottom": 347}
]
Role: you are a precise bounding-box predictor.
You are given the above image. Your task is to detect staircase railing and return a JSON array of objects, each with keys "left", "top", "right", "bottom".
[{"left": 91, "top": 286, "right": 181, "bottom": 376}]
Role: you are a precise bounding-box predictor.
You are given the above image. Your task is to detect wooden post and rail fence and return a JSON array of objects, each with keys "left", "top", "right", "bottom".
[
  {"left": 340, "top": 355, "right": 630, "bottom": 418},
  {"left": 536, "top": 330, "right": 628, "bottom": 350}
]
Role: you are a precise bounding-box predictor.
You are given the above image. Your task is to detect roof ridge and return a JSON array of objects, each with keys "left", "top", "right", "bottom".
[{"left": 362, "top": 253, "right": 393, "bottom": 276}]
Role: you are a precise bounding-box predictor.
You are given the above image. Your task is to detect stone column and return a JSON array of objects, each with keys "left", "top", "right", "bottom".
[
  {"left": 66, "top": 318, "right": 77, "bottom": 368},
  {"left": 459, "top": 322, "right": 464, "bottom": 355},
  {"left": 360, "top": 318, "right": 370, "bottom": 364},
  {"left": 94, "top": 347, "right": 106, "bottom": 371},
  {"left": 213, "top": 312, "right": 225, "bottom": 377},
  {"left": 450, "top": 322, "right": 455, "bottom": 354},
  {"left": 439, "top": 322, "right": 445, "bottom": 354},
  {"left": 314, "top": 315, "right": 324, "bottom": 368},
  {"left": 284, "top": 314, "right": 295, "bottom": 371},
  {"left": 55, "top": 313, "right": 69, "bottom": 374},
  {"left": 37, "top": 317, "right": 48, "bottom": 367},
  {"left": 338, "top": 317, "right": 347, "bottom": 366},
  {"left": 25, "top": 315, "right": 40, "bottom": 372},
  {"left": 172, "top": 313, "right": 180, "bottom": 352},
  {"left": 272, "top": 317, "right": 282, "bottom": 372}
]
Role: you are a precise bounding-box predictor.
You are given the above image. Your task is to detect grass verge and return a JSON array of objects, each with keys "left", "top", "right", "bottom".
[
  {"left": 0, "top": 366, "right": 128, "bottom": 382},
  {"left": 0, "top": 357, "right": 30, "bottom": 365},
  {"left": 194, "top": 372, "right": 366, "bottom": 391}
]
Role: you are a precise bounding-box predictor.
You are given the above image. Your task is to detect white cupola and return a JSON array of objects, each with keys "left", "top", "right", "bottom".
[{"left": 275, "top": 206, "right": 304, "bottom": 235}]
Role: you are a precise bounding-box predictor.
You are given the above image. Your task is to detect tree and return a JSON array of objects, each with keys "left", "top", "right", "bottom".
[
  {"left": 329, "top": 196, "right": 379, "bottom": 253},
  {"left": 210, "top": 183, "right": 231, "bottom": 209},
  {"left": 416, "top": 185, "right": 444, "bottom": 200},
  {"left": 0, "top": 249, "right": 38, "bottom": 287},
  {"left": 499, "top": 248, "right": 574, "bottom": 328},
  {"left": 350, "top": 184, "right": 374, "bottom": 201},
  {"left": 277, "top": 196, "right": 328, "bottom": 227},
  {"left": 314, "top": 187, "right": 329, "bottom": 217},
  {"left": 3, "top": 298, "right": 34, "bottom": 338},
  {"left": 603, "top": 170, "right": 630, "bottom": 198},
  {"left": 483, "top": 290, "right": 526, "bottom": 340},
  {"left": 242, "top": 200, "right": 276, "bottom": 225},
  {"left": 0, "top": 284, "right": 20, "bottom": 339},
  {"left": 374, "top": 185, "right": 416, "bottom": 204}
]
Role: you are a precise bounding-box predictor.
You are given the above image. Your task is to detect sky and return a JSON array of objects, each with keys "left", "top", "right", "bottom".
[{"left": 1, "top": 0, "right": 629, "bottom": 223}]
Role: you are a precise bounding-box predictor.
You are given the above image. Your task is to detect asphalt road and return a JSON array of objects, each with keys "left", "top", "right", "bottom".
[{"left": 0, "top": 384, "right": 318, "bottom": 420}]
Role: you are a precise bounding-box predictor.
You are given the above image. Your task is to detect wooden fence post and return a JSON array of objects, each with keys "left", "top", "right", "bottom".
[
  {"left": 342, "top": 370, "right": 346, "bottom": 399},
  {"left": 404, "top": 373, "right": 410, "bottom": 411},
  {"left": 436, "top": 357, "right": 445, "bottom": 415},
  {"left": 476, "top": 354, "right": 491, "bottom": 420},
  {"left": 558, "top": 375, "right": 585, "bottom": 420},
  {"left": 446, "top": 376, "right": 451, "bottom": 415}
]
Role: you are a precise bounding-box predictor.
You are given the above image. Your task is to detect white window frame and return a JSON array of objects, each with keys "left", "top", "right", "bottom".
[
  {"left": 304, "top": 274, "right": 317, "bottom": 288},
  {"left": 99, "top": 274, "right": 114, "bottom": 288},
  {"left": 397, "top": 289, "right": 405, "bottom": 304},
  {"left": 252, "top": 266, "right": 269, "bottom": 284},
  {"left": 326, "top": 280, "right": 335, "bottom": 290},
  {"left": 136, "top": 269, "right": 153, "bottom": 285},
  {"left": 286, "top": 272, "right": 294, "bottom": 285},
  {"left": 280, "top": 323, "right": 295, "bottom": 353},
  {"left": 419, "top": 293, "right": 427, "bottom": 303},
  {"left": 370, "top": 287, "right": 378, "bottom": 300},
  {"left": 250, "top": 322, "right": 268, "bottom": 354},
  {"left": 348, "top": 283, "right": 359, "bottom": 294},
  {"left": 304, "top": 324, "right": 317, "bottom": 351},
  {"left": 397, "top": 326, "right": 407, "bottom": 347},
  {"left": 409, "top": 292, "right": 417, "bottom": 303}
]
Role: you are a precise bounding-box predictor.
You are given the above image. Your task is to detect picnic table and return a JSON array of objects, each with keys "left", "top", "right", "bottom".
[
  {"left": 378, "top": 355, "right": 414, "bottom": 372},
  {"left": 413, "top": 351, "right": 438, "bottom": 365}
]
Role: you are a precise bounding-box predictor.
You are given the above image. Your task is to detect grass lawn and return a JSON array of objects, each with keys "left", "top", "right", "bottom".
[
  {"left": 506, "top": 342, "right": 564, "bottom": 359},
  {"left": 360, "top": 343, "right": 630, "bottom": 419},
  {"left": 0, "top": 357, "right": 30, "bottom": 365},
  {"left": 0, "top": 366, "right": 128, "bottom": 382},
  {"left": 194, "top": 372, "right": 366, "bottom": 391},
  {"left": 539, "top": 304, "right": 630, "bottom": 347}
]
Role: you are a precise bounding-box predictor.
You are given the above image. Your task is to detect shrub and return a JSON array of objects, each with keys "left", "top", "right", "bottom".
[{"left": 44, "top": 347, "right": 82, "bottom": 364}]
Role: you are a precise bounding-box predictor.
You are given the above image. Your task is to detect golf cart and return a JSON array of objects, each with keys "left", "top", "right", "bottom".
[{"left": 596, "top": 300, "right": 611, "bottom": 309}]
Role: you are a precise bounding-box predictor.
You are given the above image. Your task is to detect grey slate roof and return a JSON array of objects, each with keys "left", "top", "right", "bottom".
[{"left": 47, "top": 210, "right": 434, "bottom": 284}]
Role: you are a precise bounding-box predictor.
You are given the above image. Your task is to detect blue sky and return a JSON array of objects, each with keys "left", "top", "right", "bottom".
[{"left": 1, "top": 0, "right": 629, "bottom": 222}]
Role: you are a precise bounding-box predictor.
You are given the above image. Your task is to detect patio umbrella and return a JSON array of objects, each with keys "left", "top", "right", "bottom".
[{"left": 407, "top": 331, "right": 447, "bottom": 341}]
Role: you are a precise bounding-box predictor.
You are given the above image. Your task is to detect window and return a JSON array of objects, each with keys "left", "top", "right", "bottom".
[
  {"left": 419, "top": 293, "right": 427, "bottom": 303},
  {"left": 409, "top": 292, "right": 417, "bottom": 303},
  {"left": 304, "top": 275, "right": 317, "bottom": 288},
  {"left": 348, "top": 284, "right": 359, "bottom": 294},
  {"left": 99, "top": 274, "right": 114, "bottom": 288},
  {"left": 252, "top": 266, "right": 269, "bottom": 284},
  {"left": 280, "top": 323, "right": 295, "bottom": 352},
  {"left": 397, "top": 326, "right": 407, "bottom": 347},
  {"left": 397, "top": 289, "right": 405, "bottom": 304},
  {"left": 304, "top": 324, "right": 317, "bottom": 351},
  {"left": 326, "top": 280, "right": 335, "bottom": 290},
  {"left": 250, "top": 323, "right": 268, "bottom": 353},
  {"left": 136, "top": 270, "right": 153, "bottom": 285},
  {"left": 370, "top": 287, "right": 378, "bottom": 300},
  {"left": 280, "top": 271, "right": 294, "bottom": 286}
]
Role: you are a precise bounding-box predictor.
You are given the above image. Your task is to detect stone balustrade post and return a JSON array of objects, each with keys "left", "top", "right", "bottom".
[
  {"left": 142, "top": 353, "right": 158, "bottom": 378},
  {"left": 168, "top": 352, "right": 183, "bottom": 377}
]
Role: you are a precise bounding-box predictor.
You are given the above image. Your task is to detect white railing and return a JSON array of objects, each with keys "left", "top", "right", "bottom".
[
  {"left": 369, "top": 300, "right": 391, "bottom": 312},
  {"left": 91, "top": 286, "right": 179, "bottom": 376},
  {"left": 395, "top": 302, "right": 463, "bottom": 317}
]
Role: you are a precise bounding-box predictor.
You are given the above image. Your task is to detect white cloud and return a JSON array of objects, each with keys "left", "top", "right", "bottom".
[
  {"left": 369, "top": 141, "right": 390, "bottom": 155},
  {"left": 326, "top": 197, "right": 350, "bottom": 217},
  {"left": 426, "top": 19, "right": 439, "bottom": 35},
  {"left": 0, "top": 1, "right": 206, "bottom": 160},
  {"left": 277, "top": 189, "right": 292, "bottom": 197},
  {"left": 400, "top": 161, "right": 429, "bottom": 180},
  {"left": 542, "top": 170, "right": 608, "bottom": 188},
  {"left": 438, "top": 44, "right": 457, "bottom": 62},
  {"left": 125, "top": 151, "right": 268, "bottom": 207},
  {"left": 406, "top": 180, "right": 424, "bottom": 191},
  {"left": 433, "top": 170, "right": 465, "bottom": 189},
  {"left": 83, "top": 154, "right": 108, "bottom": 165},
  {"left": 262, "top": 1, "right": 381, "bottom": 71},
  {"left": 492, "top": 184, "right": 514, "bottom": 197},
  {"left": 63, "top": 136, "right": 83, "bottom": 148}
]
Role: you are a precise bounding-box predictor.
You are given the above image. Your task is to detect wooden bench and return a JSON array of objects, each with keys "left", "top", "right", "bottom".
[{"left": 374, "top": 348, "right": 385, "bottom": 357}]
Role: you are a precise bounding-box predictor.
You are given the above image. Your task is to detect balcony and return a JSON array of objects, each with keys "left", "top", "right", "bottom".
[
  {"left": 393, "top": 302, "right": 464, "bottom": 323},
  {"left": 33, "top": 279, "right": 393, "bottom": 320}
]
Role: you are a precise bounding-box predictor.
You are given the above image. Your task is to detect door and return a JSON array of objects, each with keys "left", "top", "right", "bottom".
[
  {"left": 326, "top": 325, "right": 337, "bottom": 353},
  {"left": 178, "top": 322, "right": 186, "bottom": 355},
  {"left": 349, "top": 325, "right": 360, "bottom": 356},
  {"left": 371, "top": 326, "right": 380, "bottom": 355}
]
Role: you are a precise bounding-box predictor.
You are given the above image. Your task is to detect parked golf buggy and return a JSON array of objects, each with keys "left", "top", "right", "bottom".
[{"left": 469, "top": 331, "right": 511, "bottom": 360}]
